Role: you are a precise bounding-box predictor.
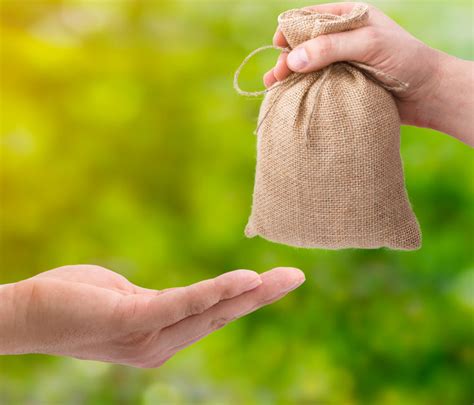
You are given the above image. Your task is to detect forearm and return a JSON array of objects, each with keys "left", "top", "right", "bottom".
[{"left": 421, "top": 51, "right": 474, "bottom": 146}]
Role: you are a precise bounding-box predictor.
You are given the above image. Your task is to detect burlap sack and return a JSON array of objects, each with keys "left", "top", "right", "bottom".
[{"left": 234, "top": 3, "right": 421, "bottom": 250}]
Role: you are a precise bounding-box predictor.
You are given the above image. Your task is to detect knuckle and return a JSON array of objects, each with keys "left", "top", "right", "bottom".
[
  {"left": 314, "top": 35, "right": 334, "bottom": 58},
  {"left": 273, "top": 68, "right": 286, "bottom": 81},
  {"left": 364, "top": 26, "right": 379, "bottom": 42},
  {"left": 184, "top": 283, "right": 216, "bottom": 316},
  {"left": 209, "top": 278, "right": 221, "bottom": 297},
  {"left": 213, "top": 278, "right": 231, "bottom": 300},
  {"left": 186, "top": 297, "right": 208, "bottom": 317},
  {"left": 363, "top": 27, "right": 382, "bottom": 55}
]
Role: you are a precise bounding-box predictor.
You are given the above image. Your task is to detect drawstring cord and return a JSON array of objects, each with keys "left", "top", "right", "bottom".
[
  {"left": 233, "top": 45, "right": 290, "bottom": 97},
  {"left": 233, "top": 45, "right": 409, "bottom": 140}
]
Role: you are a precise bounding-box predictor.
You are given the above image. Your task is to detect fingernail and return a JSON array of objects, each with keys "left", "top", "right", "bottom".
[{"left": 287, "top": 47, "right": 308, "bottom": 71}]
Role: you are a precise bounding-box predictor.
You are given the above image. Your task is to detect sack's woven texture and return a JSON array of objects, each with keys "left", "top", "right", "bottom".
[{"left": 242, "top": 4, "right": 421, "bottom": 250}]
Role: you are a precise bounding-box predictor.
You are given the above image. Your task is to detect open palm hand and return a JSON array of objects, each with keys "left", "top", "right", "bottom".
[{"left": 2, "top": 265, "right": 304, "bottom": 368}]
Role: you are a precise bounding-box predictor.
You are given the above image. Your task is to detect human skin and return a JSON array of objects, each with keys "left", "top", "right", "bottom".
[
  {"left": 264, "top": 2, "right": 474, "bottom": 147},
  {"left": 0, "top": 265, "right": 304, "bottom": 368}
]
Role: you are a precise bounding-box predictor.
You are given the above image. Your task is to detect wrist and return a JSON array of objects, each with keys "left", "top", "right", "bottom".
[
  {"left": 403, "top": 46, "right": 445, "bottom": 128},
  {"left": 418, "top": 49, "right": 455, "bottom": 127},
  {"left": 0, "top": 281, "right": 34, "bottom": 354},
  {"left": 413, "top": 49, "right": 474, "bottom": 145}
]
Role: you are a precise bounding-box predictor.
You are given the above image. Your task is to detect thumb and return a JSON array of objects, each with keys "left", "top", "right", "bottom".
[{"left": 286, "top": 27, "right": 376, "bottom": 73}]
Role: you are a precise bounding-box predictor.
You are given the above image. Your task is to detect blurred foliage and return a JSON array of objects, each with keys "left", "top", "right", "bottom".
[{"left": 0, "top": 0, "right": 473, "bottom": 404}]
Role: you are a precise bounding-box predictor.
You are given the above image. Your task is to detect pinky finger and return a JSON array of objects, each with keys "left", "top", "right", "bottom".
[{"left": 263, "top": 68, "right": 277, "bottom": 88}]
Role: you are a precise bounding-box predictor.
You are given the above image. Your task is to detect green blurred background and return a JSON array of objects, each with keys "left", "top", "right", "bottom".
[{"left": 1, "top": 0, "right": 473, "bottom": 403}]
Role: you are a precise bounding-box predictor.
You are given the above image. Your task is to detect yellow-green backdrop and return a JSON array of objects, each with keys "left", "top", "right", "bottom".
[{"left": 1, "top": 0, "right": 473, "bottom": 403}]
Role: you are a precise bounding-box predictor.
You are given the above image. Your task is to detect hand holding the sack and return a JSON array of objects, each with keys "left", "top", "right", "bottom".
[
  {"left": 0, "top": 265, "right": 304, "bottom": 368},
  {"left": 236, "top": 3, "right": 422, "bottom": 249},
  {"left": 265, "top": 2, "right": 473, "bottom": 146}
]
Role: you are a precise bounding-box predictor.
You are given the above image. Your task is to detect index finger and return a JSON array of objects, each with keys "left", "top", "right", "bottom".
[
  {"left": 302, "top": 2, "right": 359, "bottom": 14},
  {"left": 273, "top": 2, "right": 359, "bottom": 47}
]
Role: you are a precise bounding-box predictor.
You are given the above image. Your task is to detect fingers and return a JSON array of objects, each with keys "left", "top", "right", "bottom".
[
  {"left": 266, "top": 3, "right": 378, "bottom": 86},
  {"left": 273, "top": 52, "right": 291, "bottom": 81},
  {"left": 157, "top": 267, "right": 305, "bottom": 357},
  {"left": 286, "top": 27, "right": 376, "bottom": 73},
  {"left": 263, "top": 68, "right": 277, "bottom": 88},
  {"left": 273, "top": 30, "right": 288, "bottom": 47},
  {"left": 272, "top": 2, "right": 358, "bottom": 49},
  {"left": 263, "top": 52, "right": 292, "bottom": 87},
  {"left": 264, "top": 52, "right": 292, "bottom": 87},
  {"left": 303, "top": 2, "right": 359, "bottom": 15},
  {"left": 129, "top": 270, "right": 262, "bottom": 329},
  {"left": 269, "top": 29, "right": 289, "bottom": 86}
]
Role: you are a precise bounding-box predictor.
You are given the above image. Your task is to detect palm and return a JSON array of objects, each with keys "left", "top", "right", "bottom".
[{"left": 22, "top": 266, "right": 144, "bottom": 362}]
